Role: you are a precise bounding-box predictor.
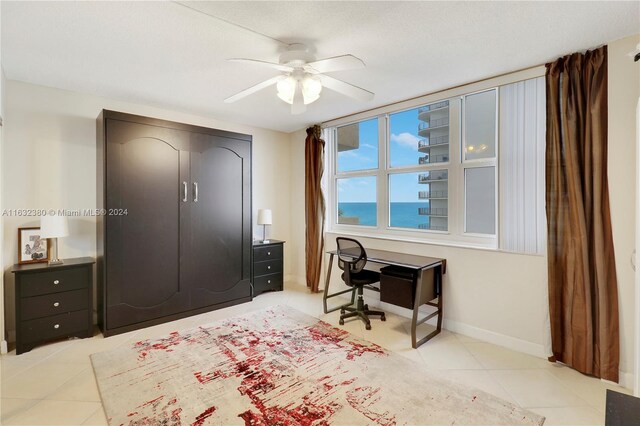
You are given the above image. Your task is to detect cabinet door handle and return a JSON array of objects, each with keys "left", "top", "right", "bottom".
[
  {"left": 53, "top": 302, "right": 60, "bottom": 307},
  {"left": 53, "top": 324, "right": 60, "bottom": 329},
  {"left": 182, "top": 181, "right": 188, "bottom": 202},
  {"left": 53, "top": 280, "right": 60, "bottom": 285},
  {"left": 193, "top": 182, "right": 198, "bottom": 202}
]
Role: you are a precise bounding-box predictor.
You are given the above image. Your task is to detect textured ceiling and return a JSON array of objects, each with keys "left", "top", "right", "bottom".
[{"left": 2, "top": 1, "right": 639, "bottom": 133}]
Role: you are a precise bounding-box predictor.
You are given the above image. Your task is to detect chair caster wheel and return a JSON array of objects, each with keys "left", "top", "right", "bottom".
[
  {"left": 340, "top": 308, "right": 345, "bottom": 314},
  {"left": 365, "top": 323, "right": 371, "bottom": 330},
  {"left": 381, "top": 315, "right": 386, "bottom": 321},
  {"left": 339, "top": 319, "right": 345, "bottom": 325}
]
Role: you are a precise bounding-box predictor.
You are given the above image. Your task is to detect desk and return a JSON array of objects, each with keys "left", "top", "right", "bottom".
[{"left": 323, "top": 248, "right": 446, "bottom": 349}]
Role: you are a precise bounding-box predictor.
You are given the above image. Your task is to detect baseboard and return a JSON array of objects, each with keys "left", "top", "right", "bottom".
[
  {"left": 0, "top": 340, "right": 7, "bottom": 354},
  {"left": 443, "top": 318, "right": 548, "bottom": 359}
]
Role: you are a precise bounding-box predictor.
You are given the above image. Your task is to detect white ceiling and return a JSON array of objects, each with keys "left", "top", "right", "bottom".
[{"left": 2, "top": 1, "right": 639, "bottom": 133}]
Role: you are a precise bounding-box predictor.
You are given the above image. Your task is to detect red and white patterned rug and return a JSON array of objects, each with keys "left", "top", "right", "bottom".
[{"left": 91, "top": 307, "right": 544, "bottom": 425}]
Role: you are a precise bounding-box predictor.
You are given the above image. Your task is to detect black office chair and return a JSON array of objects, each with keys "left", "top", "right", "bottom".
[{"left": 336, "top": 237, "right": 386, "bottom": 330}]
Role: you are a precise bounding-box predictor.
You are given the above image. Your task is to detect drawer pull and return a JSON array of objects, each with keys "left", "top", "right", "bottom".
[
  {"left": 267, "top": 252, "right": 271, "bottom": 255},
  {"left": 53, "top": 324, "right": 60, "bottom": 329},
  {"left": 267, "top": 280, "right": 271, "bottom": 284},
  {"left": 267, "top": 266, "right": 271, "bottom": 270},
  {"left": 53, "top": 302, "right": 60, "bottom": 307},
  {"left": 53, "top": 280, "right": 60, "bottom": 285}
]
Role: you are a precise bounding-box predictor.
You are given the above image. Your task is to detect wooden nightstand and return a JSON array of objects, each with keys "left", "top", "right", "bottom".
[
  {"left": 12, "top": 257, "right": 95, "bottom": 354},
  {"left": 252, "top": 240, "right": 284, "bottom": 296}
]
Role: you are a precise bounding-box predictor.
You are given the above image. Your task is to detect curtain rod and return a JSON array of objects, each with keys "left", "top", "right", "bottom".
[{"left": 322, "top": 63, "right": 546, "bottom": 127}]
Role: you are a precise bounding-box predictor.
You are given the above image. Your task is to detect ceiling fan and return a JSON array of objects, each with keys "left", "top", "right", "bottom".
[{"left": 224, "top": 43, "right": 374, "bottom": 114}]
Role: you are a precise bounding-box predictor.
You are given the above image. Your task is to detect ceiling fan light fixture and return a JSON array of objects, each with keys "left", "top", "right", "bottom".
[
  {"left": 302, "top": 76, "right": 322, "bottom": 105},
  {"left": 276, "top": 76, "right": 296, "bottom": 104}
]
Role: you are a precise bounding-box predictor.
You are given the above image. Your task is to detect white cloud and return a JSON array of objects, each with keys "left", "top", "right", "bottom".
[
  {"left": 390, "top": 132, "right": 419, "bottom": 150},
  {"left": 361, "top": 143, "right": 377, "bottom": 150}
]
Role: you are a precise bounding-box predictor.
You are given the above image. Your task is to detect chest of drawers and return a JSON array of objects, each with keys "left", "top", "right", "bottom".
[
  {"left": 12, "top": 257, "right": 94, "bottom": 354},
  {"left": 252, "top": 240, "right": 284, "bottom": 295}
]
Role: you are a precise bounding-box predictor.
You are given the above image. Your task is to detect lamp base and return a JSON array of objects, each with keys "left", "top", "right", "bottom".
[{"left": 48, "top": 238, "right": 63, "bottom": 265}]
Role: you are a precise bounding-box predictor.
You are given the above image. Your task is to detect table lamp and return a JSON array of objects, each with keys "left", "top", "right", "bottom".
[
  {"left": 40, "top": 215, "right": 69, "bottom": 265},
  {"left": 257, "top": 209, "right": 272, "bottom": 243}
]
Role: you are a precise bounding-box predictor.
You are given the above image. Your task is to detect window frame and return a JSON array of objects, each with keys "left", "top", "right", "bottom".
[
  {"left": 460, "top": 88, "right": 499, "bottom": 238},
  {"left": 327, "top": 89, "right": 499, "bottom": 249}
]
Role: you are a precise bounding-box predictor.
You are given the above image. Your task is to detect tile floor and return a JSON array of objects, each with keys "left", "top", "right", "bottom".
[{"left": 0, "top": 284, "right": 631, "bottom": 425}]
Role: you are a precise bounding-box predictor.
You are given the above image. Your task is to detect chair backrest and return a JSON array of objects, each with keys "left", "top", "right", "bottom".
[{"left": 336, "top": 237, "right": 367, "bottom": 274}]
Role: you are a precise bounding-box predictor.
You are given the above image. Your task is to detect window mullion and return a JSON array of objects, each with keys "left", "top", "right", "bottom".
[{"left": 378, "top": 115, "right": 388, "bottom": 232}]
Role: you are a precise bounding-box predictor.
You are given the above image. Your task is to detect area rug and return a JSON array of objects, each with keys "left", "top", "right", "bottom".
[{"left": 91, "top": 307, "right": 544, "bottom": 425}]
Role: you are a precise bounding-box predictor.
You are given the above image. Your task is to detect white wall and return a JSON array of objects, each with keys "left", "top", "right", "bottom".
[
  {"left": 287, "top": 128, "right": 308, "bottom": 286},
  {"left": 286, "top": 34, "right": 640, "bottom": 389},
  {"left": 2, "top": 80, "right": 293, "bottom": 341},
  {"left": 608, "top": 33, "right": 640, "bottom": 389}
]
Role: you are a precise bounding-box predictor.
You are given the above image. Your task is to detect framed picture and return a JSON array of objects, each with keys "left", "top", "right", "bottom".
[{"left": 18, "top": 227, "right": 50, "bottom": 264}]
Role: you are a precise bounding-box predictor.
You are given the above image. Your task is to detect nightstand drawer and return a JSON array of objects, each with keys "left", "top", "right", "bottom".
[
  {"left": 254, "top": 273, "right": 283, "bottom": 293},
  {"left": 254, "top": 259, "right": 282, "bottom": 276},
  {"left": 20, "top": 268, "right": 87, "bottom": 297},
  {"left": 254, "top": 245, "right": 283, "bottom": 262},
  {"left": 20, "top": 310, "right": 89, "bottom": 344},
  {"left": 21, "top": 289, "right": 89, "bottom": 321}
]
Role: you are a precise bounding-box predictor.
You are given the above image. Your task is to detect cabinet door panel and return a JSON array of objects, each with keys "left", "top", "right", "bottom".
[
  {"left": 188, "top": 135, "right": 251, "bottom": 308},
  {"left": 105, "top": 119, "right": 190, "bottom": 329}
]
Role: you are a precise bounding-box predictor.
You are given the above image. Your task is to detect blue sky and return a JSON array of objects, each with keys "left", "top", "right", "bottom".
[{"left": 337, "top": 110, "right": 426, "bottom": 203}]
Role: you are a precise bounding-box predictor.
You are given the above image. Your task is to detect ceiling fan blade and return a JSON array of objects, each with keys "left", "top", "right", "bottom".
[
  {"left": 228, "top": 58, "right": 294, "bottom": 72},
  {"left": 306, "top": 55, "right": 365, "bottom": 73},
  {"left": 224, "top": 75, "right": 285, "bottom": 103},
  {"left": 317, "top": 75, "right": 374, "bottom": 102},
  {"left": 291, "top": 82, "right": 306, "bottom": 115}
]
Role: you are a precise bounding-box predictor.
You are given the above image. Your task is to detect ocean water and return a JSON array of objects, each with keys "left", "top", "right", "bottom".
[{"left": 338, "top": 202, "right": 429, "bottom": 228}]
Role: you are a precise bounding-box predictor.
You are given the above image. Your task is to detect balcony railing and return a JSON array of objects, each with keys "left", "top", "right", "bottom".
[
  {"left": 418, "top": 117, "right": 449, "bottom": 131},
  {"left": 418, "top": 101, "right": 449, "bottom": 114},
  {"left": 418, "top": 207, "right": 448, "bottom": 216},
  {"left": 418, "top": 135, "right": 449, "bottom": 149},
  {"left": 418, "top": 223, "right": 448, "bottom": 231},
  {"left": 418, "top": 190, "right": 448, "bottom": 199},
  {"left": 418, "top": 172, "right": 448, "bottom": 183},
  {"left": 419, "top": 154, "right": 448, "bottom": 164}
]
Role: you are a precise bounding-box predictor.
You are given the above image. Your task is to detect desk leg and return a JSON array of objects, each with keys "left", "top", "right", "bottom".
[
  {"left": 322, "top": 254, "right": 356, "bottom": 314},
  {"left": 322, "top": 254, "right": 334, "bottom": 314},
  {"left": 411, "top": 268, "right": 423, "bottom": 349},
  {"left": 435, "top": 264, "right": 443, "bottom": 334},
  {"left": 411, "top": 264, "right": 444, "bottom": 349}
]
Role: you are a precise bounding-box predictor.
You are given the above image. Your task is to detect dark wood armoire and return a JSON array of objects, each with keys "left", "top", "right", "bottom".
[{"left": 96, "top": 110, "right": 252, "bottom": 336}]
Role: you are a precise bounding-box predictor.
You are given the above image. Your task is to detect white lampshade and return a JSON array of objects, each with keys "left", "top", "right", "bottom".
[
  {"left": 257, "top": 209, "right": 273, "bottom": 225},
  {"left": 40, "top": 215, "right": 69, "bottom": 238}
]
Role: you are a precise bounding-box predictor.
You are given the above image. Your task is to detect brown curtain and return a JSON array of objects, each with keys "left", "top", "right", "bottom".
[
  {"left": 305, "top": 125, "right": 326, "bottom": 293},
  {"left": 545, "top": 45, "right": 619, "bottom": 382}
]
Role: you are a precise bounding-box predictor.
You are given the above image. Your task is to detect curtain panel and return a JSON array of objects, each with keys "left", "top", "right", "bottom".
[
  {"left": 305, "top": 125, "right": 326, "bottom": 293},
  {"left": 545, "top": 45, "right": 620, "bottom": 382}
]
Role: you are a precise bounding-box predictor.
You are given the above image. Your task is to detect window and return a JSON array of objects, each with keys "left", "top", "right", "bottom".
[
  {"left": 389, "top": 101, "right": 449, "bottom": 168},
  {"left": 337, "top": 176, "right": 377, "bottom": 226},
  {"left": 327, "top": 77, "right": 545, "bottom": 252},
  {"left": 462, "top": 89, "right": 497, "bottom": 236},
  {"left": 336, "top": 118, "right": 378, "bottom": 172}
]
